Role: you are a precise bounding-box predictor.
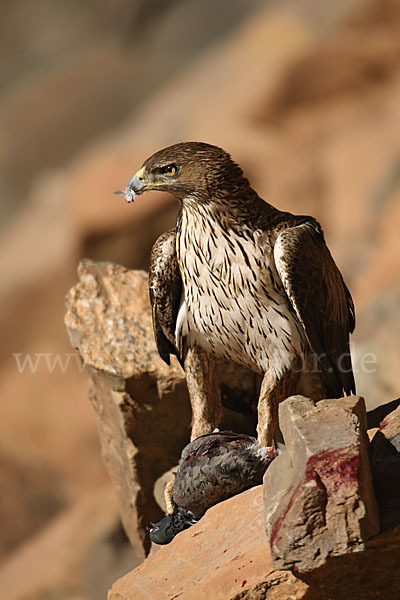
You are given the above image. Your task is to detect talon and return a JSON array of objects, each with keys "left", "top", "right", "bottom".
[{"left": 266, "top": 446, "right": 275, "bottom": 461}]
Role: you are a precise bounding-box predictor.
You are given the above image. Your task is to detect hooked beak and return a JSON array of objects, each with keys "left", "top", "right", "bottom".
[
  {"left": 127, "top": 167, "right": 147, "bottom": 194},
  {"left": 114, "top": 166, "right": 147, "bottom": 203}
]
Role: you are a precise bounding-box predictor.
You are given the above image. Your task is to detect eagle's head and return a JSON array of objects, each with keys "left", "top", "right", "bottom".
[{"left": 119, "top": 142, "right": 247, "bottom": 203}]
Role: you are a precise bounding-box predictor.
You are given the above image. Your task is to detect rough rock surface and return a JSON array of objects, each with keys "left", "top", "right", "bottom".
[
  {"left": 109, "top": 484, "right": 400, "bottom": 600},
  {"left": 109, "top": 486, "right": 308, "bottom": 600},
  {"left": 65, "top": 260, "right": 191, "bottom": 557},
  {"left": 263, "top": 395, "right": 379, "bottom": 572},
  {"left": 367, "top": 397, "right": 400, "bottom": 429},
  {"left": 379, "top": 404, "right": 400, "bottom": 451},
  {"left": 65, "top": 260, "right": 260, "bottom": 555}
]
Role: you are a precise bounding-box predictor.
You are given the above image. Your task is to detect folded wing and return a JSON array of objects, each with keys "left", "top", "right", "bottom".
[
  {"left": 274, "top": 220, "right": 355, "bottom": 397},
  {"left": 149, "top": 228, "right": 183, "bottom": 366}
]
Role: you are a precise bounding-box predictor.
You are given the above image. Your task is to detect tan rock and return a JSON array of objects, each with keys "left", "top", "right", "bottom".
[
  {"left": 379, "top": 403, "right": 400, "bottom": 451},
  {"left": 263, "top": 395, "right": 379, "bottom": 572},
  {"left": 65, "top": 260, "right": 191, "bottom": 557}
]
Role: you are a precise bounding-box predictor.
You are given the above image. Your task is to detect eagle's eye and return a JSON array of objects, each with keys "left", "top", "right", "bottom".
[{"left": 160, "top": 164, "right": 177, "bottom": 177}]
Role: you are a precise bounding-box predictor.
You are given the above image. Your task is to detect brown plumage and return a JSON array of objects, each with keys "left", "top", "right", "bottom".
[
  {"left": 123, "top": 142, "right": 356, "bottom": 446},
  {"left": 149, "top": 229, "right": 182, "bottom": 367}
]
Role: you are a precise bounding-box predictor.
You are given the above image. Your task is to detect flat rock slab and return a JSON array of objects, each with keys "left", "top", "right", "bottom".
[
  {"left": 108, "top": 486, "right": 307, "bottom": 600},
  {"left": 109, "top": 484, "right": 400, "bottom": 600},
  {"left": 264, "top": 395, "right": 380, "bottom": 572}
]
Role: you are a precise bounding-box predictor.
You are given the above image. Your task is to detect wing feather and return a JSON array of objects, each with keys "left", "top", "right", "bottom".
[
  {"left": 149, "top": 229, "right": 183, "bottom": 366},
  {"left": 274, "top": 220, "right": 355, "bottom": 397}
]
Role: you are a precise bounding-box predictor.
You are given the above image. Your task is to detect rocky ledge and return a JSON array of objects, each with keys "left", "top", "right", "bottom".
[
  {"left": 108, "top": 485, "right": 400, "bottom": 600},
  {"left": 108, "top": 396, "right": 400, "bottom": 600},
  {"left": 64, "top": 261, "right": 400, "bottom": 599}
]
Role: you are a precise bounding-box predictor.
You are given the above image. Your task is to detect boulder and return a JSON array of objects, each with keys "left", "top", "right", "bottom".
[
  {"left": 65, "top": 260, "right": 191, "bottom": 557},
  {"left": 263, "top": 395, "right": 380, "bottom": 572}
]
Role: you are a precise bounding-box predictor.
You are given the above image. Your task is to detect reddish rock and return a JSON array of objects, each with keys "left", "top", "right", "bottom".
[
  {"left": 108, "top": 486, "right": 307, "bottom": 600},
  {"left": 109, "top": 484, "right": 400, "bottom": 600},
  {"left": 264, "top": 395, "right": 379, "bottom": 572},
  {"left": 0, "top": 450, "right": 65, "bottom": 563}
]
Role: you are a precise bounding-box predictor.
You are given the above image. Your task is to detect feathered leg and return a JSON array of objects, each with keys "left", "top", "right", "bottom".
[
  {"left": 184, "top": 345, "right": 222, "bottom": 441},
  {"left": 257, "top": 363, "right": 300, "bottom": 447}
]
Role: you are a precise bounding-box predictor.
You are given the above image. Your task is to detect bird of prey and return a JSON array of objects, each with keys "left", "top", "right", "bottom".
[
  {"left": 149, "top": 430, "right": 273, "bottom": 544},
  {"left": 118, "top": 142, "right": 355, "bottom": 446}
]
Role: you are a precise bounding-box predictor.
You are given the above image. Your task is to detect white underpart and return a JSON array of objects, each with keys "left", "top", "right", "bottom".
[
  {"left": 175, "top": 199, "right": 306, "bottom": 376},
  {"left": 175, "top": 293, "right": 189, "bottom": 355}
]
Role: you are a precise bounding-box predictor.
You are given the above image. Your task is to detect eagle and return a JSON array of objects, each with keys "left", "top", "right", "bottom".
[{"left": 119, "top": 142, "right": 355, "bottom": 447}]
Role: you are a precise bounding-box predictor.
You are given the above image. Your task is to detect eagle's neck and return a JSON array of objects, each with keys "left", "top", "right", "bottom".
[{"left": 181, "top": 186, "right": 282, "bottom": 233}]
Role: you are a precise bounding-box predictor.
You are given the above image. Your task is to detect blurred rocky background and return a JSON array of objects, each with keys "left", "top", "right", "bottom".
[{"left": 1, "top": 0, "right": 399, "bottom": 598}]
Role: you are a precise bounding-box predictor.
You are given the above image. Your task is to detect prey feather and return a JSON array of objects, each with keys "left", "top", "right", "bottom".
[{"left": 114, "top": 187, "right": 136, "bottom": 203}]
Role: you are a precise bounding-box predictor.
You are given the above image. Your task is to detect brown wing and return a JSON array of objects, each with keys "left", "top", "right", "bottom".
[
  {"left": 274, "top": 220, "right": 355, "bottom": 397},
  {"left": 149, "top": 229, "right": 183, "bottom": 366}
]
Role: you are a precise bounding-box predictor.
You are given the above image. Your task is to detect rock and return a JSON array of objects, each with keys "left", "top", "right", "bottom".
[
  {"left": 65, "top": 260, "right": 260, "bottom": 555},
  {"left": 263, "top": 395, "right": 380, "bottom": 572},
  {"left": 109, "top": 486, "right": 308, "bottom": 600},
  {"left": 65, "top": 260, "right": 192, "bottom": 557},
  {"left": 379, "top": 403, "right": 400, "bottom": 451},
  {"left": 370, "top": 403, "right": 400, "bottom": 530},
  {"left": 366, "top": 397, "right": 400, "bottom": 429},
  {"left": 109, "top": 484, "right": 400, "bottom": 600}
]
